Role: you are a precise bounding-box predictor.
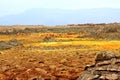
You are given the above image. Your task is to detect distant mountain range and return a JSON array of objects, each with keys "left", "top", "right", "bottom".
[{"left": 0, "top": 8, "right": 120, "bottom": 25}]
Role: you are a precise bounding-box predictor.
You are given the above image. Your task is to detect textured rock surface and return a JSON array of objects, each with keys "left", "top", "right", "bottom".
[
  {"left": 77, "top": 51, "right": 120, "bottom": 80},
  {"left": 0, "top": 39, "right": 23, "bottom": 50}
]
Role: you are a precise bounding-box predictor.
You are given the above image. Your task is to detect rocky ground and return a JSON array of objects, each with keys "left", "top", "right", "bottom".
[
  {"left": 0, "top": 24, "right": 120, "bottom": 80},
  {"left": 0, "top": 46, "right": 96, "bottom": 80},
  {"left": 78, "top": 51, "right": 120, "bottom": 80}
]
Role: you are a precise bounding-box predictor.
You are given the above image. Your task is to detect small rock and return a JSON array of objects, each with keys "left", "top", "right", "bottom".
[
  {"left": 60, "top": 59, "right": 67, "bottom": 64},
  {"left": 1, "top": 66, "right": 9, "bottom": 72},
  {"left": 35, "top": 68, "right": 47, "bottom": 75},
  {"left": 49, "top": 65, "right": 56, "bottom": 70},
  {"left": 28, "top": 59, "right": 37, "bottom": 62},
  {"left": 28, "top": 76, "right": 44, "bottom": 80}
]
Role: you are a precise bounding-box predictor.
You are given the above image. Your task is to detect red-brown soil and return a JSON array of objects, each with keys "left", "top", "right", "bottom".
[{"left": 0, "top": 47, "right": 96, "bottom": 80}]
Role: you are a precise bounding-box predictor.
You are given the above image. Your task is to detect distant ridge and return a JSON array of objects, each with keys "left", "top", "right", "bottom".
[{"left": 0, "top": 8, "right": 120, "bottom": 25}]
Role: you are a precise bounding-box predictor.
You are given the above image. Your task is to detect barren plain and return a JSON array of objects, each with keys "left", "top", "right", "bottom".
[{"left": 0, "top": 23, "right": 120, "bottom": 80}]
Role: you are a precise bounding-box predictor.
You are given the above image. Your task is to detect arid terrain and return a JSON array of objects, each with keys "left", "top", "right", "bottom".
[{"left": 0, "top": 23, "right": 120, "bottom": 80}]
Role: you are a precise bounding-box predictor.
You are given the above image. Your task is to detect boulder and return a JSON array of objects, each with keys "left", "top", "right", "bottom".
[
  {"left": 77, "top": 51, "right": 120, "bottom": 80},
  {"left": 0, "top": 39, "right": 23, "bottom": 50}
]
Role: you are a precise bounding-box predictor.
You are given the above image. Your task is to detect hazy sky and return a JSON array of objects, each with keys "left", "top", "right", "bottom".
[{"left": 0, "top": 0, "right": 120, "bottom": 17}]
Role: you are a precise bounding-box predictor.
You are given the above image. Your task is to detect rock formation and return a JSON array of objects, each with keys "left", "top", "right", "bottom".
[
  {"left": 77, "top": 51, "right": 120, "bottom": 80},
  {"left": 0, "top": 39, "right": 23, "bottom": 50}
]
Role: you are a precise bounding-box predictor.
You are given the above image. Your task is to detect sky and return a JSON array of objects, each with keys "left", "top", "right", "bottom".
[{"left": 0, "top": 0, "right": 120, "bottom": 17}]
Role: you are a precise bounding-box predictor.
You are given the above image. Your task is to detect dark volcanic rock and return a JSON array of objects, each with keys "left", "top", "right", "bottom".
[
  {"left": 77, "top": 51, "right": 120, "bottom": 80},
  {"left": 0, "top": 39, "right": 23, "bottom": 50}
]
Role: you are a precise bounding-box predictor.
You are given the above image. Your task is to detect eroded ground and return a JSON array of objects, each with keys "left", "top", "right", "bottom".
[
  {"left": 0, "top": 24, "right": 120, "bottom": 80},
  {"left": 0, "top": 47, "right": 97, "bottom": 80}
]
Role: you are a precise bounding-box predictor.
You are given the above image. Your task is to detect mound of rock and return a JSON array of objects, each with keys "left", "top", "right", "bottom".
[
  {"left": 0, "top": 39, "right": 23, "bottom": 50},
  {"left": 77, "top": 51, "right": 120, "bottom": 80}
]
